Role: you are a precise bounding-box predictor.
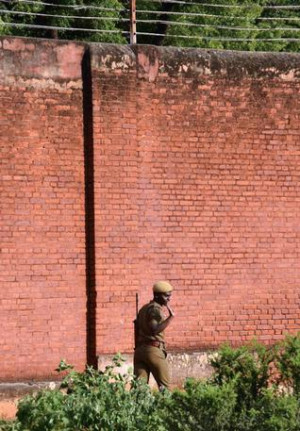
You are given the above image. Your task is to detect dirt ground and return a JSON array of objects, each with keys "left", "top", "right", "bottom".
[{"left": 0, "top": 399, "right": 18, "bottom": 420}]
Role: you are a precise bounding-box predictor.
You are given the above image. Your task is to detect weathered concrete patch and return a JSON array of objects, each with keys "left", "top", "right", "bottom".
[
  {"left": 168, "top": 351, "right": 215, "bottom": 386},
  {"left": 90, "top": 44, "right": 136, "bottom": 72},
  {"left": 88, "top": 43, "right": 300, "bottom": 83},
  {"left": 0, "top": 36, "right": 85, "bottom": 81},
  {"left": 133, "top": 45, "right": 300, "bottom": 81},
  {"left": 0, "top": 382, "right": 60, "bottom": 401},
  {"left": 98, "top": 351, "right": 214, "bottom": 388}
]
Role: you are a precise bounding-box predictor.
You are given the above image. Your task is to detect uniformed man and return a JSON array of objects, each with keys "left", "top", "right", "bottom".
[{"left": 134, "top": 281, "right": 175, "bottom": 391}]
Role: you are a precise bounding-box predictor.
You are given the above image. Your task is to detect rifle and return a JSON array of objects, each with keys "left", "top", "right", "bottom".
[{"left": 134, "top": 293, "right": 139, "bottom": 349}]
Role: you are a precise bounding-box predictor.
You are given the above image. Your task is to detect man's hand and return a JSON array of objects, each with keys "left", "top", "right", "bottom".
[
  {"left": 166, "top": 304, "right": 175, "bottom": 317},
  {"left": 149, "top": 305, "right": 175, "bottom": 335}
]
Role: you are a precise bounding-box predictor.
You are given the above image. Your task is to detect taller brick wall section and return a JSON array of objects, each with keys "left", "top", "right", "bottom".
[
  {"left": 91, "top": 45, "right": 300, "bottom": 356},
  {"left": 0, "top": 37, "right": 299, "bottom": 382},
  {"left": 0, "top": 38, "right": 87, "bottom": 380}
]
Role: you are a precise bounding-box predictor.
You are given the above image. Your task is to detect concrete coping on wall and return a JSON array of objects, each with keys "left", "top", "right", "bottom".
[
  {"left": 0, "top": 382, "right": 60, "bottom": 401},
  {"left": 90, "top": 43, "right": 300, "bottom": 82},
  {"left": 0, "top": 36, "right": 85, "bottom": 83},
  {"left": 1, "top": 36, "right": 300, "bottom": 84}
]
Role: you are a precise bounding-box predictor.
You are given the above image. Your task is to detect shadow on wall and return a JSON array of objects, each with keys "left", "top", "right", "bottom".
[{"left": 82, "top": 48, "right": 97, "bottom": 368}]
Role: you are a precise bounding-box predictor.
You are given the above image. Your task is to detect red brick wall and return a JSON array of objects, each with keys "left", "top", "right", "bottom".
[
  {"left": 0, "top": 38, "right": 86, "bottom": 380},
  {"left": 91, "top": 46, "right": 300, "bottom": 355},
  {"left": 1, "top": 38, "right": 300, "bottom": 380}
]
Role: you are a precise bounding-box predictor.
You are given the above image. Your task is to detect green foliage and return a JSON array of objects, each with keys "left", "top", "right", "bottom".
[
  {"left": 0, "top": 0, "right": 299, "bottom": 51},
  {"left": 0, "top": 419, "right": 21, "bottom": 431},
  {"left": 163, "top": 0, "right": 265, "bottom": 51},
  {"left": 208, "top": 337, "right": 300, "bottom": 431},
  {"left": 232, "top": 388, "right": 300, "bottom": 431},
  {"left": 210, "top": 340, "right": 278, "bottom": 410},
  {"left": 10, "top": 354, "right": 165, "bottom": 431},
  {"left": 257, "top": 0, "right": 300, "bottom": 52},
  {"left": 161, "top": 379, "right": 237, "bottom": 431},
  {"left": 277, "top": 332, "right": 300, "bottom": 397},
  {"left": 253, "top": 389, "right": 300, "bottom": 431},
  {"left": 0, "top": 0, "right": 126, "bottom": 43},
  {"left": 1, "top": 336, "right": 300, "bottom": 431},
  {"left": 159, "top": 0, "right": 300, "bottom": 52},
  {"left": 55, "top": 359, "right": 74, "bottom": 373},
  {"left": 17, "top": 391, "right": 68, "bottom": 431}
]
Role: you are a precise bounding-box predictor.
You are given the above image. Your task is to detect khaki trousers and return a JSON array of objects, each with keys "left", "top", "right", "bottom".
[{"left": 134, "top": 345, "right": 170, "bottom": 389}]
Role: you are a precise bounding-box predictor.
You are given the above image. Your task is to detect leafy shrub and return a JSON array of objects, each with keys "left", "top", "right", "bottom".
[
  {"left": 210, "top": 341, "right": 277, "bottom": 410},
  {"left": 16, "top": 390, "right": 68, "bottom": 431},
  {"left": 161, "top": 378, "right": 236, "bottom": 431},
  {"left": 0, "top": 419, "right": 21, "bottom": 431},
  {"left": 14, "top": 355, "right": 165, "bottom": 431},
  {"left": 276, "top": 333, "right": 300, "bottom": 397},
  {"left": 234, "top": 388, "right": 300, "bottom": 431},
  {"left": 1, "top": 335, "right": 300, "bottom": 431},
  {"left": 208, "top": 337, "right": 300, "bottom": 431}
]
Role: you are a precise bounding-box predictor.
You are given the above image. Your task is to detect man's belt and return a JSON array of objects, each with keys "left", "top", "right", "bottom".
[{"left": 143, "top": 340, "right": 165, "bottom": 349}]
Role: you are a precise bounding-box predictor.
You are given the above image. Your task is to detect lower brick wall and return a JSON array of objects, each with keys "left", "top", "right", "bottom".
[{"left": 0, "top": 38, "right": 299, "bottom": 382}]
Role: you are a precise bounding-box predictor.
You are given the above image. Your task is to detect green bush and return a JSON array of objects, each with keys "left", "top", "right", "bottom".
[
  {"left": 17, "top": 390, "right": 70, "bottom": 431},
  {"left": 233, "top": 389, "right": 300, "bottom": 431},
  {"left": 1, "top": 335, "right": 300, "bottom": 431},
  {"left": 14, "top": 355, "right": 165, "bottom": 431},
  {"left": 277, "top": 333, "right": 300, "bottom": 397},
  {"left": 208, "top": 336, "right": 300, "bottom": 431},
  {"left": 0, "top": 419, "right": 21, "bottom": 431},
  {"left": 210, "top": 340, "right": 277, "bottom": 410},
  {"left": 161, "top": 379, "right": 236, "bottom": 431}
]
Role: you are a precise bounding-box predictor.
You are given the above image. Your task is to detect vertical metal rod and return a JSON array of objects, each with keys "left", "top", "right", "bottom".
[{"left": 130, "top": 0, "right": 137, "bottom": 44}]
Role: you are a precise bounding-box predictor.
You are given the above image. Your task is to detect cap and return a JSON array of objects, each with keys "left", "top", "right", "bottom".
[{"left": 153, "top": 281, "right": 173, "bottom": 293}]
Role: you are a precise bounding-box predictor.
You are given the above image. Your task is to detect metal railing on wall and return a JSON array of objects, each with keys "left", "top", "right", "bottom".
[{"left": 1, "top": 0, "right": 300, "bottom": 49}]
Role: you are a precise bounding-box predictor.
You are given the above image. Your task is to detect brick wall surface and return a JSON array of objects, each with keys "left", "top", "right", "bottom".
[
  {"left": 0, "top": 38, "right": 86, "bottom": 380},
  {"left": 0, "top": 37, "right": 300, "bottom": 381},
  {"left": 91, "top": 45, "right": 300, "bottom": 355}
]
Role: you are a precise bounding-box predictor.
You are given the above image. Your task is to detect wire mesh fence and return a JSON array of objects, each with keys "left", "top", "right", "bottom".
[{"left": 1, "top": 0, "right": 300, "bottom": 51}]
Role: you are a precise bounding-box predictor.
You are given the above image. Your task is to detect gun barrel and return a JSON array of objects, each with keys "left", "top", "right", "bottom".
[{"left": 134, "top": 293, "right": 139, "bottom": 349}]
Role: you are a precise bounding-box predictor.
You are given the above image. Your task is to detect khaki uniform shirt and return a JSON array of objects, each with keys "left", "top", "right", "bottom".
[{"left": 137, "top": 300, "right": 165, "bottom": 345}]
